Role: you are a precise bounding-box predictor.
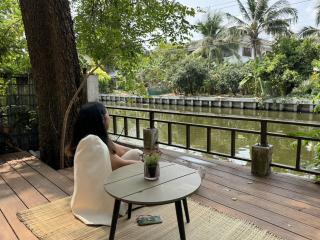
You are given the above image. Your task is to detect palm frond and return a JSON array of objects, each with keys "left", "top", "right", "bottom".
[
  {"left": 264, "top": 19, "right": 290, "bottom": 35},
  {"left": 266, "top": 7, "right": 298, "bottom": 22},
  {"left": 197, "top": 12, "right": 224, "bottom": 38},
  {"left": 247, "top": 0, "right": 257, "bottom": 19},
  {"left": 266, "top": 0, "right": 298, "bottom": 22},
  {"left": 255, "top": 0, "right": 268, "bottom": 21},
  {"left": 266, "top": 7, "right": 298, "bottom": 24},
  {"left": 299, "top": 26, "right": 320, "bottom": 38},
  {"left": 235, "top": 0, "right": 251, "bottom": 21},
  {"left": 196, "top": 12, "right": 240, "bottom": 64},
  {"left": 316, "top": 2, "right": 320, "bottom": 26},
  {"left": 265, "top": 0, "right": 289, "bottom": 13},
  {"left": 225, "top": 13, "right": 246, "bottom": 26}
]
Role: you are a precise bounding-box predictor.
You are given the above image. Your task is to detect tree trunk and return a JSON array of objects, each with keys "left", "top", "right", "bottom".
[
  {"left": 252, "top": 40, "right": 257, "bottom": 60},
  {"left": 251, "top": 39, "right": 265, "bottom": 96},
  {"left": 19, "top": 0, "right": 83, "bottom": 169}
]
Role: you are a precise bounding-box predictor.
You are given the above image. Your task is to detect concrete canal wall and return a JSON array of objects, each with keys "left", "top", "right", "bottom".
[{"left": 99, "top": 94, "right": 318, "bottom": 113}]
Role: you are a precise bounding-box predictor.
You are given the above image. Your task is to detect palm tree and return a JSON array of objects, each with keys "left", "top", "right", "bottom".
[
  {"left": 299, "top": 2, "right": 320, "bottom": 38},
  {"left": 196, "top": 12, "right": 239, "bottom": 64},
  {"left": 226, "top": 0, "right": 298, "bottom": 59}
]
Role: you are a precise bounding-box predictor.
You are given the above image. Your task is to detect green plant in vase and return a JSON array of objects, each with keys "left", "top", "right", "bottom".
[{"left": 144, "top": 152, "right": 161, "bottom": 181}]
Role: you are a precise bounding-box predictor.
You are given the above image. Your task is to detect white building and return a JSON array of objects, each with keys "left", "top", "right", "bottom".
[{"left": 188, "top": 36, "right": 273, "bottom": 63}]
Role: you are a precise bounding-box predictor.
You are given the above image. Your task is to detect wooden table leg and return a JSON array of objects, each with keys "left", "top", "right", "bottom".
[
  {"left": 109, "top": 199, "right": 121, "bottom": 240},
  {"left": 175, "top": 201, "right": 186, "bottom": 240},
  {"left": 127, "top": 203, "right": 132, "bottom": 219},
  {"left": 182, "top": 198, "right": 190, "bottom": 223}
]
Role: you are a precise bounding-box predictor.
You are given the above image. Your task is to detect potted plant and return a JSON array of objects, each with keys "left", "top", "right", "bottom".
[{"left": 143, "top": 152, "right": 161, "bottom": 181}]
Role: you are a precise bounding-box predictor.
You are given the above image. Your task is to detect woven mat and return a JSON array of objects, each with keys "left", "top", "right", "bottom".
[{"left": 17, "top": 197, "right": 281, "bottom": 240}]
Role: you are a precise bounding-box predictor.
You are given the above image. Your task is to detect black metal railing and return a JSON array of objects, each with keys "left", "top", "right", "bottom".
[{"left": 105, "top": 105, "right": 320, "bottom": 175}]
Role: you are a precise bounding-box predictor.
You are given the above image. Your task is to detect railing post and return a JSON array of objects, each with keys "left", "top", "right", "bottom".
[
  {"left": 124, "top": 117, "right": 128, "bottom": 136},
  {"left": 168, "top": 122, "right": 172, "bottom": 145},
  {"left": 186, "top": 125, "right": 190, "bottom": 149},
  {"left": 296, "top": 138, "right": 302, "bottom": 170},
  {"left": 113, "top": 115, "right": 117, "bottom": 134},
  {"left": 260, "top": 120, "right": 267, "bottom": 147},
  {"left": 136, "top": 119, "right": 140, "bottom": 139},
  {"left": 207, "top": 127, "right": 211, "bottom": 153},
  {"left": 149, "top": 111, "right": 155, "bottom": 129},
  {"left": 251, "top": 120, "right": 273, "bottom": 177},
  {"left": 231, "top": 130, "right": 236, "bottom": 157}
]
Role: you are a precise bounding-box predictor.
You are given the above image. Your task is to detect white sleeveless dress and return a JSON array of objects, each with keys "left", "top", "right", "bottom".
[{"left": 70, "top": 134, "right": 115, "bottom": 226}]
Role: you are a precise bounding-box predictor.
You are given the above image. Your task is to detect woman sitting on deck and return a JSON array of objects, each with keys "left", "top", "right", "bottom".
[{"left": 66, "top": 102, "right": 143, "bottom": 226}]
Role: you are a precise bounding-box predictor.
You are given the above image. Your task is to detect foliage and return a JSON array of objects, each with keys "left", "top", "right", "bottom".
[
  {"left": 133, "top": 43, "right": 188, "bottom": 91},
  {"left": 312, "top": 59, "right": 320, "bottom": 111},
  {"left": 239, "top": 61, "right": 260, "bottom": 95},
  {"left": 290, "top": 80, "right": 314, "bottom": 97},
  {"left": 144, "top": 152, "right": 160, "bottom": 167},
  {"left": 240, "top": 37, "right": 320, "bottom": 97},
  {"left": 299, "top": 26, "right": 320, "bottom": 39},
  {"left": 0, "top": 105, "right": 37, "bottom": 134},
  {"left": 196, "top": 12, "right": 239, "bottom": 64},
  {"left": 0, "top": 0, "right": 30, "bottom": 75},
  {"left": 0, "top": 77, "right": 8, "bottom": 95},
  {"left": 256, "top": 55, "right": 303, "bottom": 96},
  {"left": 93, "top": 67, "right": 114, "bottom": 94},
  {"left": 116, "top": 69, "right": 148, "bottom": 96},
  {"left": 73, "top": 0, "right": 195, "bottom": 72},
  {"left": 205, "top": 64, "right": 245, "bottom": 95},
  {"left": 171, "top": 56, "right": 209, "bottom": 95},
  {"left": 286, "top": 58, "right": 320, "bottom": 179},
  {"left": 226, "top": 0, "right": 298, "bottom": 58}
]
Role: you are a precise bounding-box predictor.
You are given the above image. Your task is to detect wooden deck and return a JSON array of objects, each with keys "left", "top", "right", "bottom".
[{"left": 0, "top": 150, "right": 320, "bottom": 240}]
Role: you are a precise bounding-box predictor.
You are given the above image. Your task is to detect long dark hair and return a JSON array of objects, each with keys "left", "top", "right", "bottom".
[{"left": 66, "top": 102, "right": 113, "bottom": 157}]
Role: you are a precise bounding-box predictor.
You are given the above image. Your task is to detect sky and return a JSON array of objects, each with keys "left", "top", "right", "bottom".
[{"left": 177, "top": 0, "right": 319, "bottom": 40}]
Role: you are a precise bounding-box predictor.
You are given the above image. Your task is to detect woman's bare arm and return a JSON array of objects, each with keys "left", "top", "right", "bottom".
[
  {"left": 113, "top": 142, "right": 130, "bottom": 157},
  {"left": 110, "top": 153, "right": 139, "bottom": 171}
]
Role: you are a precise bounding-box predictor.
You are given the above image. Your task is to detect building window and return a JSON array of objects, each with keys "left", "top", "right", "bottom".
[{"left": 242, "top": 47, "right": 252, "bottom": 57}]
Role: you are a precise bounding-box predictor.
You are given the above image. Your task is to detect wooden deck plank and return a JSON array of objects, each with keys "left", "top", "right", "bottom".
[
  {"left": 7, "top": 160, "right": 68, "bottom": 201},
  {"left": 197, "top": 186, "right": 320, "bottom": 240},
  {"left": 201, "top": 179, "right": 320, "bottom": 230},
  {"left": 161, "top": 148, "right": 320, "bottom": 191},
  {"left": 2, "top": 150, "right": 320, "bottom": 240},
  {"left": 57, "top": 168, "right": 74, "bottom": 181},
  {"left": 0, "top": 176, "right": 38, "bottom": 240},
  {"left": 191, "top": 194, "right": 308, "bottom": 240},
  {"left": 0, "top": 163, "right": 48, "bottom": 208},
  {"left": 204, "top": 171, "right": 320, "bottom": 218},
  {"left": 168, "top": 156, "right": 320, "bottom": 218},
  {"left": 0, "top": 209, "right": 18, "bottom": 240},
  {"left": 14, "top": 153, "right": 74, "bottom": 196},
  {"left": 179, "top": 154, "right": 320, "bottom": 199}
]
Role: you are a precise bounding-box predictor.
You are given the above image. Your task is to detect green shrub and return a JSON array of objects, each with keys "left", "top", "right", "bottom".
[
  {"left": 133, "top": 43, "right": 188, "bottom": 92},
  {"left": 291, "top": 80, "right": 314, "bottom": 96},
  {"left": 238, "top": 61, "right": 258, "bottom": 96},
  {"left": 172, "top": 56, "right": 208, "bottom": 95},
  {"left": 205, "top": 64, "right": 245, "bottom": 95}
]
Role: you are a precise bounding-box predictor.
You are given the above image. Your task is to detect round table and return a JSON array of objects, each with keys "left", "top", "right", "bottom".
[{"left": 104, "top": 161, "right": 201, "bottom": 240}]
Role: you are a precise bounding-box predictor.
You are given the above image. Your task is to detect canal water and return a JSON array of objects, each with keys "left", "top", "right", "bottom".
[{"left": 106, "top": 101, "right": 320, "bottom": 176}]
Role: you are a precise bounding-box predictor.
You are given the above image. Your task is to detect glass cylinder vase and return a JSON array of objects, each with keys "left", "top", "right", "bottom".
[{"left": 144, "top": 162, "right": 160, "bottom": 181}]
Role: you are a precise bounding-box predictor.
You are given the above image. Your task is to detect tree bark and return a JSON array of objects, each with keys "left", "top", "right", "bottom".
[{"left": 19, "top": 0, "right": 83, "bottom": 169}]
